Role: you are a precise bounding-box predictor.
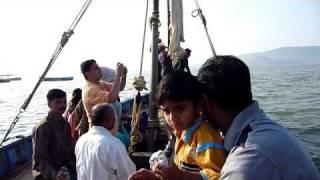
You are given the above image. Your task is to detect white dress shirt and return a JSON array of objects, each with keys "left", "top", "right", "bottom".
[{"left": 75, "top": 126, "right": 136, "bottom": 180}]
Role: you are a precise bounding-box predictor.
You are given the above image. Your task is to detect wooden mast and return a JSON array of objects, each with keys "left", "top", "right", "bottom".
[{"left": 147, "top": 0, "right": 160, "bottom": 152}]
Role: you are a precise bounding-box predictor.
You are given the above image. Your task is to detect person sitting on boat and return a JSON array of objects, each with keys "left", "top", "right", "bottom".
[
  {"left": 158, "top": 42, "right": 173, "bottom": 79},
  {"left": 173, "top": 48, "right": 191, "bottom": 74},
  {"left": 197, "top": 56, "right": 320, "bottom": 180},
  {"left": 75, "top": 103, "right": 136, "bottom": 180},
  {"left": 72, "top": 99, "right": 88, "bottom": 136},
  {"left": 80, "top": 59, "right": 126, "bottom": 136},
  {"left": 129, "top": 71, "right": 226, "bottom": 180},
  {"left": 32, "top": 89, "right": 76, "bottom": 180},
  {"left": 63, "top": 88, "right": 82, "bottom": 143},
  {"left": 64, "top": 88, "right": 82, "bottom": 120}
]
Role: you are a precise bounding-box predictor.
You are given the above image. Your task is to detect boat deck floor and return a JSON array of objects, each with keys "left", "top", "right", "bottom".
[{"left": 8, "top": 162, "right": 32, "bottom": 180}]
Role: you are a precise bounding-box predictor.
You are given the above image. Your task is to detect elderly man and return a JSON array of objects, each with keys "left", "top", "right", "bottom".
[
  {"left": 197, "top": 55, "right": 320, "bottom": 180},
  {"left": 80, "top": 59, "right": 126, "bottom": 135},
  {"left": 75, "top": 103, "right": 136, "bottom": 180}
]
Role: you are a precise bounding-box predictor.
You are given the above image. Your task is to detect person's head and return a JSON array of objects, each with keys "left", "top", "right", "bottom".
[
  {"left": 158, "top": 42, "right": 166, "bottom": 53},
  {"left": 70, "top": 88, "right": 82, "bottom": 108},
  {"left": 197, "top": 55, "right": 253, "bottom": 125},
  {"left": 185, "top": 48, "right": 191, "bottom": 57},
  {"left": 47, "top": 89, "right": 67, "bottom": 114},
  {"left": 80, "top": 59, "right": 102, "bottom": 81},
  {"left": 91, "top": 103, "right": 116, "bottom": 130},
  {"left": 156, "top": 71, "right": 203, "bottom": 131}
]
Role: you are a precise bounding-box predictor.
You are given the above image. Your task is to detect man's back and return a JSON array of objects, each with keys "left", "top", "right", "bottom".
[
  {"left": 221, "top": 102, "right": 320, "bottom": 180},
  {"left": 75, "top": 126, "right": 136, "bottom": 180}
]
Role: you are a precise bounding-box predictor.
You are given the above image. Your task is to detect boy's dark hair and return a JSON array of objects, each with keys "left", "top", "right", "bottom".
[
  {"left": 80, "top": 59, "right": 96, "bottom": 79},
  {"left": 197, "top": 55, "right": 253, "bottom": 113},
  {"left": 156, "top": 71, "right": 203, "bottom": 105},
  {"left": 47, "top": 89, "right": 66, "bottom": 102},
  {"left": 91, "top": 103, "right": 114, "bottom": 126}
]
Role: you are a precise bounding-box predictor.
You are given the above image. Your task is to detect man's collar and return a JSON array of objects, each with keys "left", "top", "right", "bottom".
[
  {"left": 90, "top": 126, "right": 112, "bottom": 135},
  {"left": 47, "top": 111, "right": 65, "bottom": 123},
  {"left": 224, "top": 101, "right": 263, "bottom": 151}
]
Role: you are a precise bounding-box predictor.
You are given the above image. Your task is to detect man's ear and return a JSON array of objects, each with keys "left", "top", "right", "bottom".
[{"left": 84, "top": 71, "right": 90, "bottom": 79}]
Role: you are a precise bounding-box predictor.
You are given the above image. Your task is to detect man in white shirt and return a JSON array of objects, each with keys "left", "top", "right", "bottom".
[{"left": 75, "top": 103, "right": 136, "bottom": 180}]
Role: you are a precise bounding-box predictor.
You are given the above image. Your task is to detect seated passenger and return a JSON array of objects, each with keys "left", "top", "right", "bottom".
[{"left": 129, "top": 71, "right": 226, "bottom": 180}]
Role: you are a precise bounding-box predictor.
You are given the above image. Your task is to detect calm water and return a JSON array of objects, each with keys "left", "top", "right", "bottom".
[{"left": 0, "top": 64, "right": 319, "bottom": 169}]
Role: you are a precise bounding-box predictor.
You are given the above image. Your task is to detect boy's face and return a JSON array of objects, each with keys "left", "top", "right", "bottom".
[
  {"left": 48, "top": 97, "right": 67, "bottom": 115},
  {"left": 160, "top": 100, "right": 200, "bottom": 131}
]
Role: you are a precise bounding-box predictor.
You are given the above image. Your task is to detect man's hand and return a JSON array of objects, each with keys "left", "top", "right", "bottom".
[
  {"left": 128, "top": 168, "right": 159, "bottom": 180},
  {"left": 116, "top": 62, "right": 125, "bottom": 79}
]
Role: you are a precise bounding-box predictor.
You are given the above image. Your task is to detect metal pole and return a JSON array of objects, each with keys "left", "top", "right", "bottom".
[
  {"left": 167, "top": 0, "right": 171, "bottom": 46},
  {"left": 147, "top": 0, "right": 160, "bottom": 152}
]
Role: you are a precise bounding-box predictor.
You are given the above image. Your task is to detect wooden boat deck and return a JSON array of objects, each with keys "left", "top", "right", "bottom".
[{"left": 7, "top": 162, "right": 32, "bottom": 180}]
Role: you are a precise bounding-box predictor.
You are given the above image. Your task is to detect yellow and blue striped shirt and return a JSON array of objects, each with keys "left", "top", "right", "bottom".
[{"left": 174, "top": 117, "right": 226, "bottom": 180}]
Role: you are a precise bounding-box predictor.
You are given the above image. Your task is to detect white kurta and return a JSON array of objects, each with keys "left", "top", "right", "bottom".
[{"left": 75, "top": 126, "right": 136, "bottom": 180}]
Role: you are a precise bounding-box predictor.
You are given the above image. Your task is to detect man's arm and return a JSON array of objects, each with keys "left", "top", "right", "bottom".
[
  {"left": 107, "top": 63, "right": 125, "bottom": 102},
  {"left": 220, "top": 148, "right": 282, "bottom": 180},
  {"left": 32, "top": 124, "right": 57, "bottom": 179},
  {"left": 119, "top": 66, "right": 127, "bottom": 91},
  {"left": 114, "top": 142, "right": 136, "bottom": 180}
]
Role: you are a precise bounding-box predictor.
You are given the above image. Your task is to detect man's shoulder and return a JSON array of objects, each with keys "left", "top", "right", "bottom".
[
  {"left": 33, "top": 117, "right": 54, "bottom": 135},
  {"left": 248, "top": 117, "right": 299, "bottom": 149}
]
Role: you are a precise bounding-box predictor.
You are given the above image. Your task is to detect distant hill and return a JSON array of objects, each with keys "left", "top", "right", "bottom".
[{"left": 240, "top": 46, "right": 320, "bottom": 65}]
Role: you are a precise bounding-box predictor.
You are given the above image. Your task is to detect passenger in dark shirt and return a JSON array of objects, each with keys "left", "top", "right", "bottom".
[
  {"left": 32, "top": 89, "right": 76, "bottom": 180},
  {"left": 174, "top": 48, "right": 191, "bottom": 74}
]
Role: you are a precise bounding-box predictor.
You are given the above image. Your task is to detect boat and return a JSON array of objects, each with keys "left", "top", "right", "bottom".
[
  {"left": 0, "top": 0, "right": 214, "bottom": 178},
  {"left": 0, "top": 94, "right": 164, "bottom": 179},
  {"left": 0, "top": 75, "right": 22, "bottom": 83},
  {"left": 0, "top": 78, "right": 10, "bottom": 83},
  {"left": 44, "top": 76, "right": 74, "bottom": 81}
]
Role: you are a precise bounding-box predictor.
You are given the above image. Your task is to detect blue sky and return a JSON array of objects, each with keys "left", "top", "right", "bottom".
[{"left": 0, "top": 0, "right": 319, "bottom": 76}]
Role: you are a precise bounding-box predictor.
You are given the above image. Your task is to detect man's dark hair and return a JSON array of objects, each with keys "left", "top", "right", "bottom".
[
  {"left": 80, "top": 59, "right": 96, "bottom": 79},
  {"left": 91, "top": 103, "right": 115, "bottom": 126},
  {"left": 197, "top": 55, "right": 253, "bottom": 113},
  {"left": 47, "top": 89, "right": 66, "bottom": 103},
  {"left": 156, "top": 71, "right": 203, "bottom": 105},
  {"left": 185, "top": 48, "right": 191, "bottom": 56}
]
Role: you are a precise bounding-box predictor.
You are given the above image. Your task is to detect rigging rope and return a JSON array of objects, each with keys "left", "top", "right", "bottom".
[
  {"left": 0, "top": 0, "right": 93, "bottom": 147},
  {"left": 129, "top": 0, "right": 150, "bottom": 152},
  {"left": 139, "top": 0, "right": 149, "bottom": 76},
  {"left": 192, "top": 0, "right": 216, "bottom": 58}
]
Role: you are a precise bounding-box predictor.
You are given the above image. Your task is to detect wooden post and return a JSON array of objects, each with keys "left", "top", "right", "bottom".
[{"left": 147, "top": 0, "right": 160, "bottom": 152}]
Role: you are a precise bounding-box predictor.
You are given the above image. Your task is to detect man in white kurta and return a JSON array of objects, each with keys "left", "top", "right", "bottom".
[{"left": 75, "top": 103, "right": 136, "bottom": 180}]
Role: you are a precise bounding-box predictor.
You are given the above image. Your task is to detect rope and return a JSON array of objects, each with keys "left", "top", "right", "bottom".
[
  {"left": 0, "top": 0, "right": 93, "bottom": 147},
  {"left": 139, "top": 0, "right": 149, "bottom": 76},
  {"left": 129, "top": 92, "right": 143, "bottom": 153},
  {"left": 191, "top": 0, "right": 216, "bottom": 58},
  {"left": 129, "top": 0, "right": 150, "bottom": 152}
]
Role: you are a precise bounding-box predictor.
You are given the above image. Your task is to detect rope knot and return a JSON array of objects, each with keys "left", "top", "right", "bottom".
[
  {"left": 133, "top": 76, "right": 148, "bottom": 91},
  {"left": 149, "top": 15, "right": 161, "bottom": 28}
]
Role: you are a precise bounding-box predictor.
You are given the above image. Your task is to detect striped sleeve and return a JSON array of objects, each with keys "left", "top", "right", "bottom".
[{"left": 195, "top": 123, "right": 226, "bottom": 180}]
